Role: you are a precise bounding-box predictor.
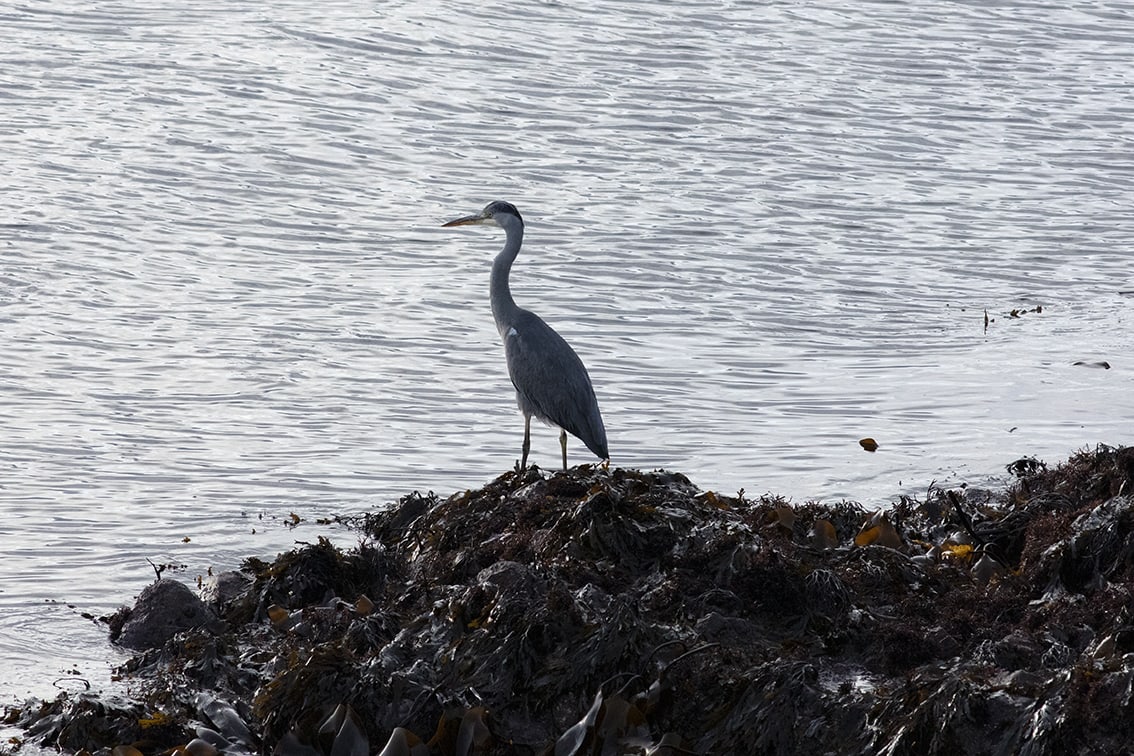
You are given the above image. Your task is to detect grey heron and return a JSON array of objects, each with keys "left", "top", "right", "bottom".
[{"left": 442, "top": 201, "right": 609, "bottom": 471}]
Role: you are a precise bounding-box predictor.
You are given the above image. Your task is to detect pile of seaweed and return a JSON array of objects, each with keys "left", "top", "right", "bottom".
[{"left": 6, "top": 445, "right": 1134, "bottom": 755}]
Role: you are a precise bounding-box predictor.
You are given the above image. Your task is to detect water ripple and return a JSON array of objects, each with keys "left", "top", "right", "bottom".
[{"left": 2, "top": 0, "right": 1133, "bottom": 704}]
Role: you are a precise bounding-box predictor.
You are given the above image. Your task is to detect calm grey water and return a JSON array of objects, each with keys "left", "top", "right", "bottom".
[{"left": 2, "top": 0, "right": 1131, "bottom": 709}]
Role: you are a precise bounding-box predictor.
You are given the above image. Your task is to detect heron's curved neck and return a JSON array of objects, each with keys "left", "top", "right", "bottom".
[{"left": 490, "top": 217, "right": 524, "bottom": 335}]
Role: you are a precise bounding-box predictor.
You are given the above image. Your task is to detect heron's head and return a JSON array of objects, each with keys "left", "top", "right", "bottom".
[{"left": 442, "top": 201, "right": 523, "bottom": 229}]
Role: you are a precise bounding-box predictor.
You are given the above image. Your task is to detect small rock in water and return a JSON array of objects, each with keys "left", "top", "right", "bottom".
[{"left": 113, "top": 578, "right": 216, "bottom": 650}]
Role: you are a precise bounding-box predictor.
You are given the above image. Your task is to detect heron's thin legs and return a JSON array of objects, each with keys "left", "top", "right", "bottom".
[
  {"left": 560, "top": 429, "right": 568, "bottom": 471},
  {"left": 521, "top": 415, "right": 532, "bottom": 469}
]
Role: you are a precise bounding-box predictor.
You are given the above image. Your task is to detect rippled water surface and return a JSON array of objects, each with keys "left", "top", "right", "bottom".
[{"left": 2, "top": 0, "right": 1132, "bottom": 706}]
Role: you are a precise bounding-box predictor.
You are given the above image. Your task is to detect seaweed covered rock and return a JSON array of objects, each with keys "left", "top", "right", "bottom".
[{"left": 7, "top": 446, "right": 1134, "bottom": 756}]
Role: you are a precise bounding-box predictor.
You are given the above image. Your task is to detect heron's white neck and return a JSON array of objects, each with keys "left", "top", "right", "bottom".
[{"left": 490, "top": 216, "right": 524, "bottom": 336}]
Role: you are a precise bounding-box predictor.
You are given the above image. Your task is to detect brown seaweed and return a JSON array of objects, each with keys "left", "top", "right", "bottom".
[{"left": 6, "top": 446, "right": 1134, "bottom": 755}]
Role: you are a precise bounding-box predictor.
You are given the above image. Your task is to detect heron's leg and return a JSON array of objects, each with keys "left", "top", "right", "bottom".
[
  {"left": 560, "top": 429, "right": 568, "bottom": 471},
  {"left": 521, "top": 415, "right": 531, "bottom": 469}
]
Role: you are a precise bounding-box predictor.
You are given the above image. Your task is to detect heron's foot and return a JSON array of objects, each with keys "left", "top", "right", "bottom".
[{"left": 601, "top": 457, "right": 611, "bottom": 471}]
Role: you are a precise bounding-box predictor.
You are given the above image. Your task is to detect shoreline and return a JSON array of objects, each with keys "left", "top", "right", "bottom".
[{"left": 5, "top": 445, "right": 1134, "bottom": 755}]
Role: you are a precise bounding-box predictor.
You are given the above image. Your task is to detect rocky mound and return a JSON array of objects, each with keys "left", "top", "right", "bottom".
[{"left": 5, "top": 445, "right": 1134, "bottom": 755}]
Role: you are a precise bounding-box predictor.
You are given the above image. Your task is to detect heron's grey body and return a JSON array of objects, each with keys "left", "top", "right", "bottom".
[{"left": 443, "top": 201, "right": 608, "bottom": 470}]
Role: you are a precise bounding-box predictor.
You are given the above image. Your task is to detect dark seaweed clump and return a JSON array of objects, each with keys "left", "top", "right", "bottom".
[{"left": 5, "top": 445, "right": 1134, "bottom": 755}]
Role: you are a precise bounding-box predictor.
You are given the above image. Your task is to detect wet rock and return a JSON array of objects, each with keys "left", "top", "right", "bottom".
[
  {"left": 199, "top": 570, "right": 252, "bottom": 611},
  {"left": 112, "top": 578, "right": 217, "bottom": 650}
]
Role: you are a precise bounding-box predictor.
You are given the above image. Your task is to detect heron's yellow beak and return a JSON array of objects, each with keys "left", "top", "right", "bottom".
[{"left": 441, "top": 213, "right": 486, "bottom": 227}]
